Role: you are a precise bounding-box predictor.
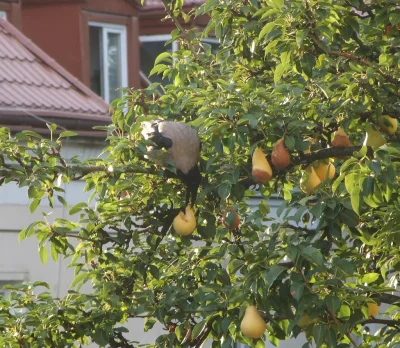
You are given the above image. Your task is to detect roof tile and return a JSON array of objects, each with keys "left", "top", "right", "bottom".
[{"left": 0, "top": 17, "right": 109, "bottom": 120}]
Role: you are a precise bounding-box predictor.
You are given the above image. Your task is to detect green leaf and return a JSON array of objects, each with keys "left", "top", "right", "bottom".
[
  {"left": 228, "top": 259, "right": 245, "bottom": 276},
  {"left": 360, "top": 273, "right": 380, "bottom": 284},
  {"left": 39, "top": 245, "right": 48, "bottom": 265},
  {"left": 69, "top": 202, "right": 88, "bottom": 215},
  {"left": 369, "top": 160, "right": 381, "bottom": 175},
  {"left": 222, "top": 336, "right": 233, "bottom": 348},
  {"left": 274, "top": 63, "right": 285, "bottom": 83},
  {"left": 301, "top": 53, "right": 315, "bottom": 78},
  {"left": 325, "top": 295, "right": 340, "bottom": 314},
  {"left": 389, "top": 11, "right": 400, "bottom": 26},
  {"left": 71, "top": 272, "right": 89, "bottom": 289},
  {"left": 313, "top": 324, "right": 325, "bottom": 347},
  {"left": 301, "top": 246, "right": 323, "bottom": 265},
  {"left": 266, "top": 265, "right": 287, "bottom": 289},
  {"left": 192, "top": 320, "right": 207, "bottom": 340},
  {"left": 218, "top": 183, "right": 231, "bottom": 199},
  {"left": 29, "top": 198, "right": 41, "bottom": 213},
  {"left": 344, "top": 173, "right": 356, "bottom": 193},
  {"left": 337, "top": 304, "right": 351, "bottom": 319},
  {"left": 19, "top": 221, "right": 40, "bottom": 241},
  {"left": 50, "top": 242, "right": 59, "bottom": 263},
  {"left": 149, "top": 64, "right": 168, "bottom": 77},
  {"left": 296, "top": 30, "right": 308, "bottom": 48},
  {"left": 21, "top": 130, "right": 43, "bottom": 139},
  {"left": 350, "top": 186, "right": 362, "bottom": 215},
  {"left": 327, "top": 328, "right": 337, "bottom": 347},
  {"left": 58, "top": 131, "right": 78, "bottom": 138},
  {"left": 290, "top": 281, "right": 304, "bottom": 301},
  {"left": 271, "top": 0, "right": 284, "bottom": 10},
  {"left": 339, "top": 208, "right": 359, "bottom": 227},
  {"left": 340, "top": 157, "right": 358, "bottom": 173},
  {"left": 57, "top": 195, "right": 68, "bottom": 209},
  {"left": 362, "top": 176, "right": 373, "bottom": 197},
  {"left": 259, "top": 22, "right": 276, "bottom": 40},
  {"left": 155, "top": 52, "right": 172, "bottom": 65},
  {"left": 46, "top": 123, "right": 57, "bottom": 132}
]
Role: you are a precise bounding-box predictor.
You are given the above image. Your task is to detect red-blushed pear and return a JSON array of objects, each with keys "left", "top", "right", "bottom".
[
  {"left": 271, "top": 137, "right": 290, "bottom": 169},
  {"left": 378, "top": 115, "right": 398, "bottom": 135},
  {"left": 331, "top": 127, "right": 352, "bottom": 147},
  {"left": 313, "top": 159, "right": 335, "bottom": 182},
  {"left": 173, "top": 205, "right": 196, "bottom": 236},
  {"left": 240, "top": 305, "right": 266, "bottom": 339},
  {"left": 252, "top": 147, "right": 272, "bottom": 184},
  {"left": 222, "top": 207, "right": 240, "bottom": 230},
  {"left": 331, "top": 127, "right": 352, "bottom": 158},
  {"left": 300, "top": 166, "right": 322, "bottom": 194}
]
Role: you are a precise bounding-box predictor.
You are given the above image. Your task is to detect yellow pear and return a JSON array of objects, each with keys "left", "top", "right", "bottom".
[
  {"left": 363, "top": 125, "right": 386, "bottom": 147},
  {"left": 378, "top": 115, "right": 398, "bottom": 135},
  {"left": 367, "top": 303, "right": 380, "bottom": 317},
  {"left": 240, "top": 305, "right": 266, "bottom": 339},
  {"left": 300, "top": 166, "right": 321, "bottom": 194},
  {"left": 314, "top": 160, "right": 335, "bottom": 182},
  {"left": 173, "top": 205, "right": 196, "bottom": 236},
  {"left": 252, "top": 147, "right": 273, "bottom": 184},
  {"left": 271, "top": 137, "right": 290, "bottom": 169}
]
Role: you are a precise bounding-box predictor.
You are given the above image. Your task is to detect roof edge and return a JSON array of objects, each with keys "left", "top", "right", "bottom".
[
  {"left": 0, "top": 109, "right": 110, "bottom": 137},
  {"left": 0, "top": 17, "right": 110, "bottom": 112}
]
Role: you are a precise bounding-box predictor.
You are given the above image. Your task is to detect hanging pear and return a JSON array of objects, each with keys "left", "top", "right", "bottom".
[
  {"left": 271, "top": 137, "right": 290, "bottom": 169},
  {"left": 378, "top": 115, "right": 397, "bottom": 135},
  {"left": 252, "top": 147, "right": 272, "bottom": 184},
  {"left": 240, "top": 305, "right": 266, "bottom": 339},
  {"left": 332, "top": 127, "right": 352, "bottom": 147},
  {"left": 300, "top": 166, "right": 322, "bottom": 194},
  {"left": 314, "top": 159, "right": 335, "bottom": 182},
  {"left": 173, "top": 205, "right": 196, "bottom": 236},
  {"left": 363, "top": 125, "right": 386, "bottom": 147}
]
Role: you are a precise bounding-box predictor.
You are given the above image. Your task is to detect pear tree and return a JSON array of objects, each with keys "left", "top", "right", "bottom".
[{"left": 1, "top": 0, "right": 400, "bottom": 347}]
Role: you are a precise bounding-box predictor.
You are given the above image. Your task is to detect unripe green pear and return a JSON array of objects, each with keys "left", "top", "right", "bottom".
[
  {"left": 240, "top": 305, "right": 266, "bottom": 339},
  {"left": 363, "top": 125, "right": 386, "bottom": 147},
  {"left": 378, "top": 115, "right": 397, "bottom": 135}
]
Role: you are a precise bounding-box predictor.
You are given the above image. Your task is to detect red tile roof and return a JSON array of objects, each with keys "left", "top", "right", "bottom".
[{"left": 0, "top": 17, "right": 110, "bottom": 136}]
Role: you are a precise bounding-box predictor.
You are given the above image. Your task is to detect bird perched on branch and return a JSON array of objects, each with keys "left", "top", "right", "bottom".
[{"left": 141, "top": 120, "right": 201, "bottom": 210}]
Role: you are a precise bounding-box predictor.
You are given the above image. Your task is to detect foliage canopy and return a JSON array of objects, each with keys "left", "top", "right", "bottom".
[{"left": 1, "top": 0, "right": 400, "bottom": 347}]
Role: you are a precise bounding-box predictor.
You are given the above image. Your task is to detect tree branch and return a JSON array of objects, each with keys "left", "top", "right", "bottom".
[
  {"left": 309, "top": 34, "right": 400, "bottom": 95},
  {"left": 362, "top": 318, "right": 400, "bottom": 329}
]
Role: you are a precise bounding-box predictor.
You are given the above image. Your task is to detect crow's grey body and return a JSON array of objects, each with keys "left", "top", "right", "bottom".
[{"left": 141, "top": 120, "right": 201, "bottom": 207}]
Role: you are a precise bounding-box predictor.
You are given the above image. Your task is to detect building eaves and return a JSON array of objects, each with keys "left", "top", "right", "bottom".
[
  {"left": 0, "top": 17, "right": 111, "bottom": 136},
  {"left": 140, "top": 0, "right": 204, "bottom": 11}
]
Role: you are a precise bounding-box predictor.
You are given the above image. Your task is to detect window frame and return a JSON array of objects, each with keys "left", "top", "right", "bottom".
[
  {"left": 139, "top": 34, "right": 219, "bottom": 53},
  {"left": 88, "top": 21, "right": 128, "bottom": 104}
]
